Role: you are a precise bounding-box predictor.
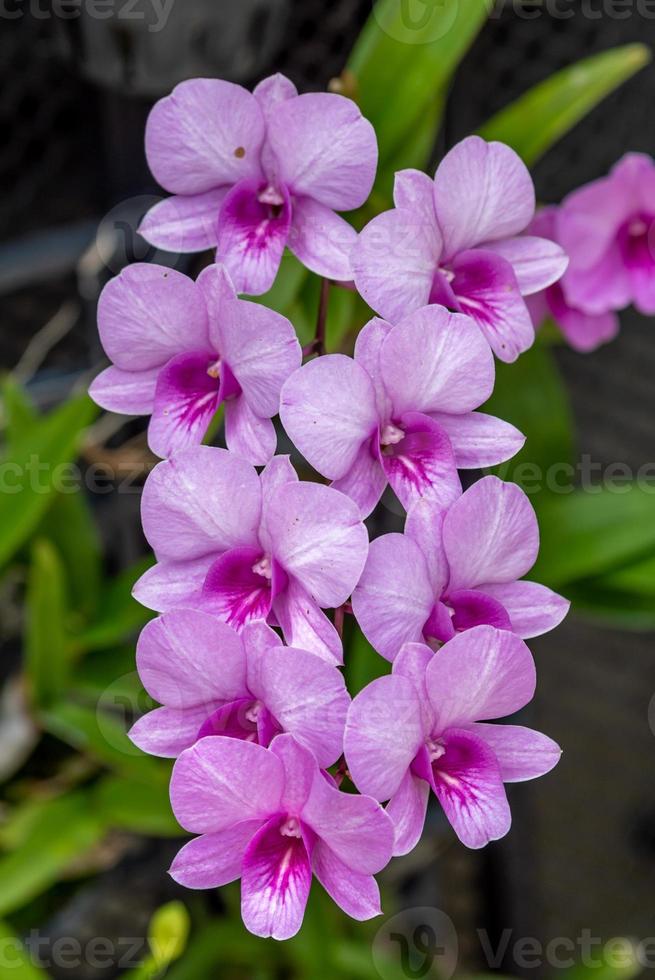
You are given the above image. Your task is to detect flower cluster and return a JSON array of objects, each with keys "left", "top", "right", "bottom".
[
  {"left": 91, "top": 72, "right": 574, "bottom": 941},
  {"left": 527, "top": 154, "right": 655, "bottom": 351}
]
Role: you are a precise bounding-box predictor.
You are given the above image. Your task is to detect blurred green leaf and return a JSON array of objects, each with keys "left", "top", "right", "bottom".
[
  {"left": 345, "top": 624, "right": 389, "bottom": 699},
  {"left": 1, "top": 377, "right": 37, "bottom": 455},
  {"left": 40, "top": 701, "right": 168, "bottom": 785},
  {"left": 94, "top": 775, "right": 181, "bottom": 837},
  {"left": 478, "top": 44, "right": 650, "bottom": 166},
  {"left": 562, "top": 581, "right": 655, "bottom": 631},
  {"left": 0, "top": 792, "right": 105, "bottom": 917},
  {"left": 532, "top": 484, "right": 655, "bottom": 588},
  {"left": 0, "top": 919, "right": 49, "bottom": 979},
  {"left": 39, "top": 492, "right": 102, "bottom": 623},
  {"left": 348, "top": 0, "right": 488, "bottom": 166},
  {"left": 74, "top": 556, "right": 154, "bottom": 653},
  {"left": 24, "top": 540, "right": 70, "bottom": 709},
  {"left": 0, "top": 392, "right": 98, "bottom": 569},
  {"left": 371, "top": 93, "right": 444, "bottom": 208},
  {"left": 484, "top": 344, "right": 575, "bottom": 489},
  {"left": 148, "top": 902, "right": 191, "bottom": 969},
  {"left": 558, "top": 938, "right": 641, "bottom": 980}
]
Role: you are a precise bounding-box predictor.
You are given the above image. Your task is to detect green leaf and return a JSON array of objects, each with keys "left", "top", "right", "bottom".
[
  {"left": 557, "top": 938, "right": 641, "bottom": 980},
  {"left": 40, "top": 701, "right": 169, "bottom": 785},
  {"left": 74, "top": 556, "right": 154, "bottom": 653},
  {"left": 0, "top": 792, "right": 105, "bottom": 917},
  {"left": 371, "top": 92, "right": 444, "bottom": 209},
  {"left": 251, "top": 251, "right": 309, "bottom": 322},
  {"left": 484, "top": 344, "right": 575, "bottom": 490},
  {"left": 345, "top": 624, "right": 389, "bottom": 697},
  {"left": 0, "top": 919, "right": 49, "bottom": 978},
  {"left": 148, "top": 902, "right": 191, "bottom": 968},
  {"left": 24, "top": 540, "right": 70, "bottom": 709},
  {"left": 478, "top": 44, "right": 651, "bottom": 166},
  {"left": 1, "top": 377, "right": 37, "bottom": 455},
  {"left": 38, "top": 492, "right": 102, "bottom": 623},
  {"left": 562, "top": 581, "right": 655, "bottom": 632},
  {"left": 532, "top": 484, "right": 655, "bottom": 588},
  {"left": 0, "top": 392, "right": 98, "bottom": 569},
  {"left": 94, "top": 775, "right": 182, "bottom": 837},
  {"left": 348, "top": 0, "right": 488, "bottom": 165}
]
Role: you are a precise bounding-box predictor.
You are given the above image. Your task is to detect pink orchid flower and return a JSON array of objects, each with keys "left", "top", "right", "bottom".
[
  {"left": 169, "top": 733, "right": 394, "bottom": 940},
  {"left": 352, "top": 136, "right": 568, "bottom": 363},
  {"left": 89, "top": 263, "right": 300, "bottom": 464},
  {"left": 558, "top": 153, "right": 655, "bottom": 318},
  {"left": 280, "top": 307, "right": 524, "bottom": 517},
  {"left": 138, "top": 73, "right": 377, "bottom": 294},
  {"left": 526, "top": 207, "right": 619, "bottom": 352},
  {"left": 344, "top": 627, "right": 561, "bottom": 853},
  {"left": 129, "top": 613, "right": 350, "bottom": 765},
  {"left": 351, "top": 476, "right": 569, "bottom": 661},
  {"left": 133, "top": 452, "right": 368, "bottom": 664}
]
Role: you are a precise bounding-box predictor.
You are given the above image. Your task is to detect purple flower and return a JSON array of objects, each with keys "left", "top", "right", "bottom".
[
  {"left": 169, "top": 733, "right": 394, "bottom": 939},
  {"left": 138, "top": 73, "right": 377, "bottom": 295},
  {"left": 351, "top": 476, "right": 569, "bottom": 661},
  {"left": 344, "top": 626, "right": 561, "bottom": 852},
  {"left": 558, "top": 153, "right": 655, "bottom": 318},
  {"left": 526, "top": 208, "right": 619, "bottom": 353},
  {"left": 129, "top": 613, "right": 349, "bottom": 765},
  {"left": 89, "top": 264, "right": 300, "bottom": 464},
  {"left": 133, "top": 451, "right": 368, "bottom": 663},
  {"left": 280, "top": 307, "right": 524, "bottom": 517},
  {"left": 352, "top": 136, "right": 568, "bottom": 363}
]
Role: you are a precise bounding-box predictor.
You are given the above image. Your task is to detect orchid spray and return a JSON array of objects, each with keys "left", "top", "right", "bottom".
[{"left": 90, "top": 70, "right": 575, "bottom": 940}]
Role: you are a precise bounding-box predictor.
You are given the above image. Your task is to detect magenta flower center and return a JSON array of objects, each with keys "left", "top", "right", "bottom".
[{"left": 618, "top": 211, "right": 655, "bottom": 270}]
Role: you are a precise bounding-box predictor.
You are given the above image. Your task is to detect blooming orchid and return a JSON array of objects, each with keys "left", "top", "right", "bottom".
[
  {"left": 138, "top": 73, "right": 377, "bottom": 295},
  {"left": 352, "top": 136, "right": 568, "bottom": 362},
  {"left": 169, "top": 734, "right": 394, "bottom": 940},
  {"left": 352, "top": 476, "right": 569, "bottom": 661},
  {"left": 133, "top": 450, "right": 368, "bottom": 664},
  {"left": 558, "top": 153, "right": 655, "bottom": 318},
  {"left": 526, "top": 208, "right": 619, "bottom": 352},
  {"left": 344, "top": 627, "right": 561, "bottom": 852},
  {"left": 129, "top": 612, "right": 349, "bottom": 766},
  {"left": 89, "top": 263, "right": 300, "bottom": 463},
  {"left": 280, "top": 306, "right": 524, "bottom": 517}
]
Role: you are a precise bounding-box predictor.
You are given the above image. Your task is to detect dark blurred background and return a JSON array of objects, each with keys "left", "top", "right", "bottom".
[{"left": 3, "top": 2, "right": 655, "bottom": 977}]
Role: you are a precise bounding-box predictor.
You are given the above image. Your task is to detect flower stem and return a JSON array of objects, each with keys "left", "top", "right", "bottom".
[{"left": 302, "top": 278, "right": 331, "bottom": 359}]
